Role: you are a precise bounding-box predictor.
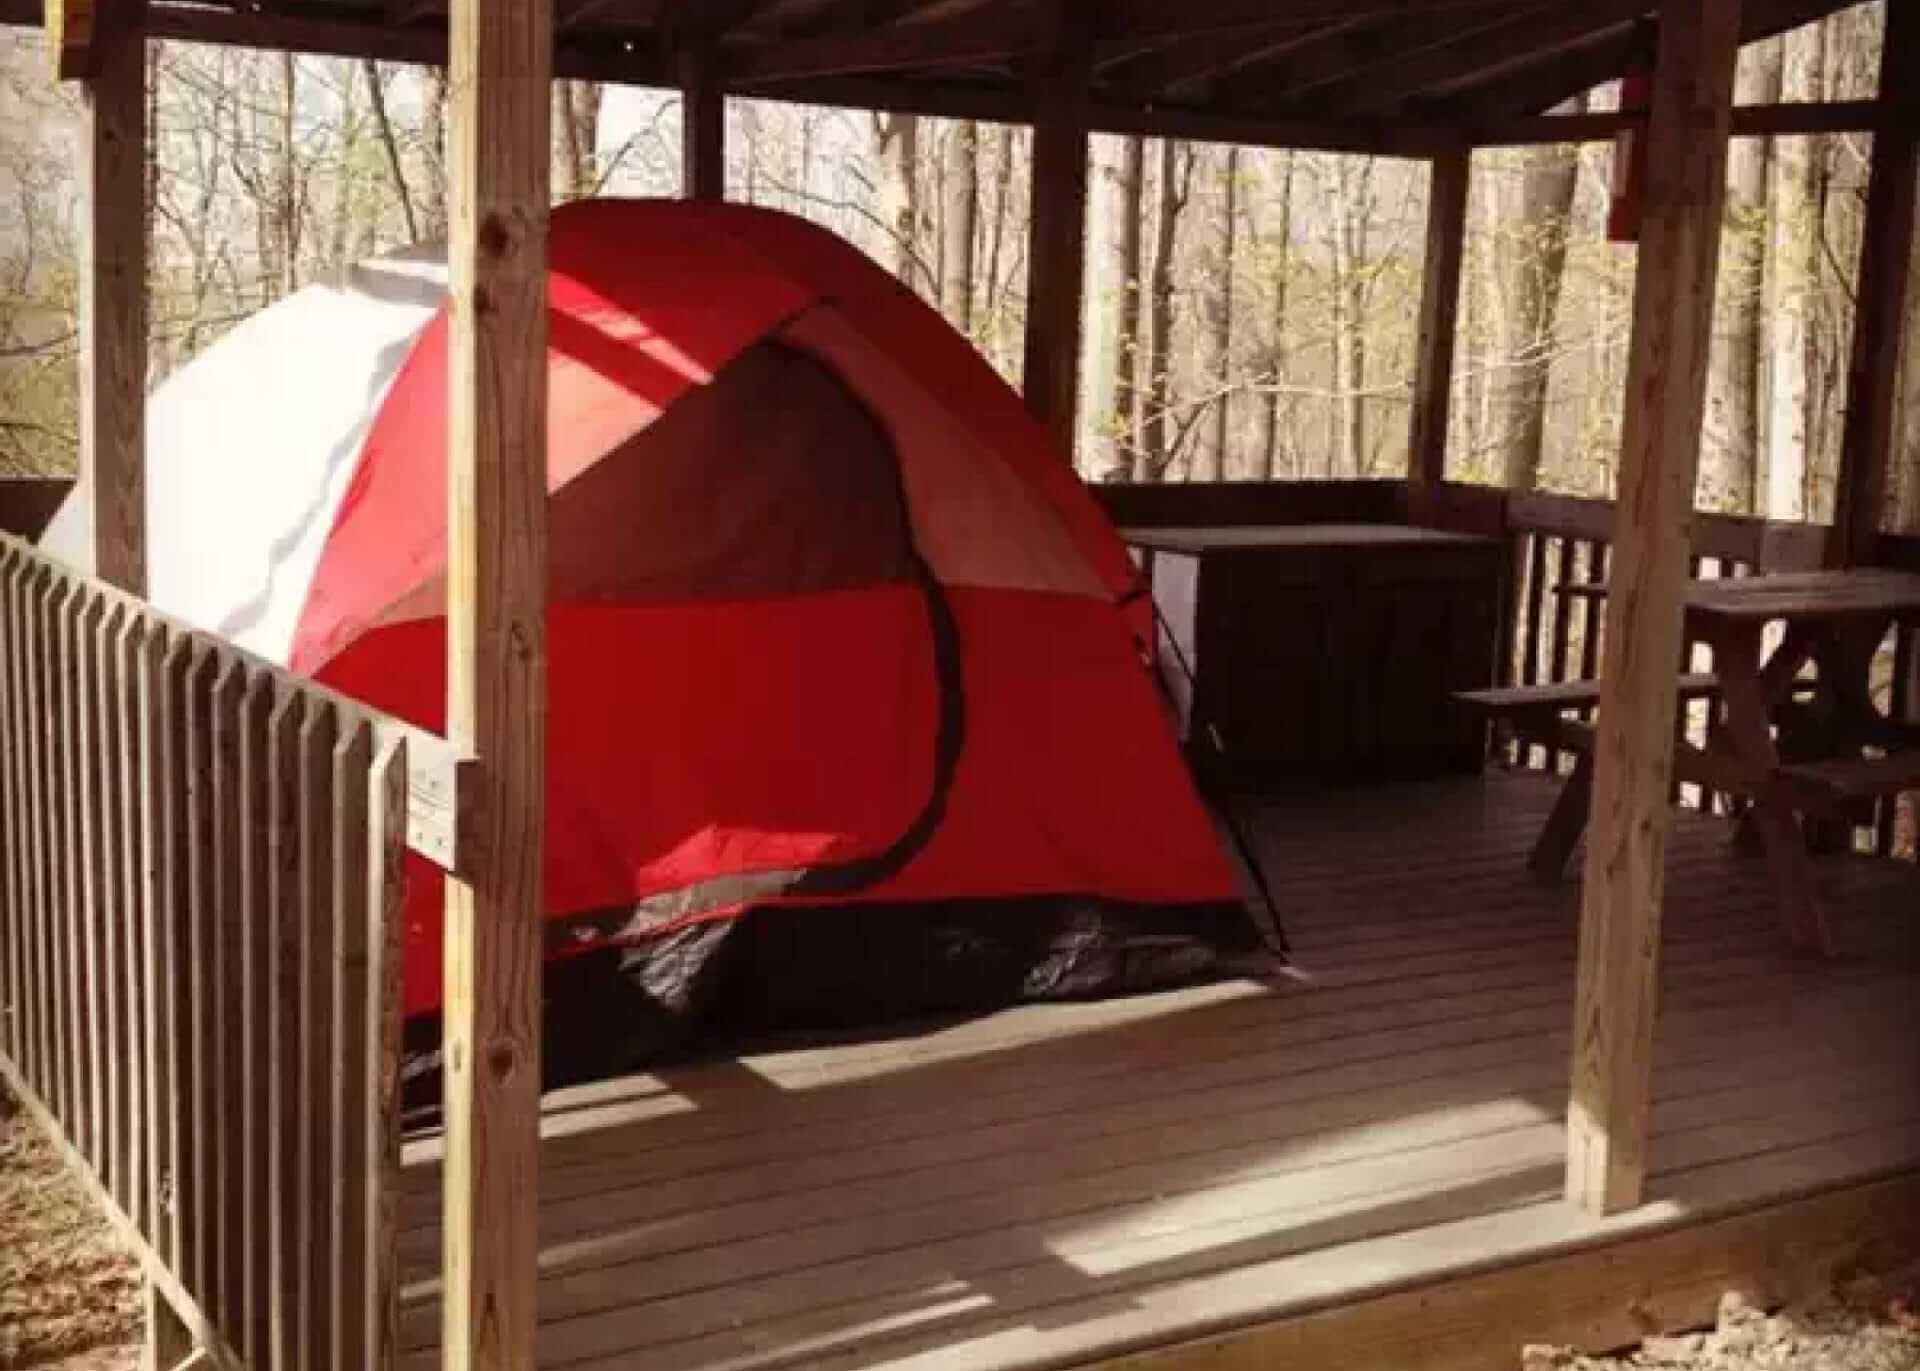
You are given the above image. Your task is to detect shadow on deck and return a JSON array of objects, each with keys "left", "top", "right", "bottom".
[{"left": 395, "top": 771, "right": 1920, "bottom": 1371}]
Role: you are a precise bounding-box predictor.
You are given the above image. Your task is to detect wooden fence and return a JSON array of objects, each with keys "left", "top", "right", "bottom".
[{"left": 0, "top": 533, "right": 458, "bottom": 1370}]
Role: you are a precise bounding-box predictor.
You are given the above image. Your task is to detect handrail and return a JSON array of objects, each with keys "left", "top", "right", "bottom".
[
  {"left": 0, "top": 533, "right": 473, "bottom": 876},
  {"left": 0, "top": 535, "right": 414, "bottom": 1369}
]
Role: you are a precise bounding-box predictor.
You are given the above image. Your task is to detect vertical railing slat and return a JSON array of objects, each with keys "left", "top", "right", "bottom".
[
  {"left": 117, "top": 612, "right": 150, "bottom": 1242},
  {"left": 27, "top": 569, "right": 55, "bottom": 1109},
  {"left": 155, "top": 632, "right": 195, "bottom": 1274},
  {"left": 209, "top": 656, "right": 248, "bottom": 1339},
  {"left": 299, "top": 700, "right": 340, "bottom": 1371},
  {"left": 182, "top": 646, "right": 219, "bottom": 1312},
  {"left": 267, "top": 688, "right": 305, "bottom": 1371},
  {"left": 0, "top": 548, "right": 26, "bottom": 1080},
  {"left": 366, "top": 737, "right": 408, "bottom": 1371},
  {"left": 239, "top": 668, "right": 276, "bottom": 1369},
  {"left": 330, "top": 719, "right": 375, "bottom": 1371},
  {"left": 93, "top": 604, "right": 131, "bottom": 1211}
]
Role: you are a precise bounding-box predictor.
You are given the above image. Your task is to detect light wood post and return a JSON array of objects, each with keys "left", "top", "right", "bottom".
[
  {"left": 76, "top": 4, "right": 147, "bottom": 595},
  {"left": 1407, "top": 148, "right": 1470, "bottom": 524},
  {"left": 1566, "top": 0, "right": 1742, "bottom": 1218},
  {"left": 680, "top": 40, "right": 726, "bottom": 201},
  {"left": 1019, "top": 2, "right": 1093, "bottom": 462},
  {"left": 442, "top": 1, "right": 551, "bottom": 1369},
  {"left": 1830, "top": 0, "right": 1918, "bottom": 568},
  {"left": 142, "top": 1279, "right": 196, "bottom": 1371}
]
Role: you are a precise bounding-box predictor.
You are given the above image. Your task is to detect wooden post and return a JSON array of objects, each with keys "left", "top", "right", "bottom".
[
  {"left": 1019, "top": 2, "right": 1093, "bottom": 463},
  {"left": 76, "top": 2, "right": 146, "bottom": 595},
  {"left": 142, "top": 1279, "right": 195, "bottom": 1371},
  {"left": 442, "top": 1, "right": 551, "bottom": 1369},
  {"left": 680, "top": 41, "right": 726, "bottom": 201},
  {"left": 1566, "top": 0, "right": 1742, "bottom": 1219},
  {"left": 1407, "top": 148, "right": 1470, "bottom": 525},
  {"left": 1830, "top": 1, "right": 1918, "bottom": 568}
]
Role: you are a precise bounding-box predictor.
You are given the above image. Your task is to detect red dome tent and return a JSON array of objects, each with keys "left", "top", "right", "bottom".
[{"left": 62, "top": 198, "right": 1273, "bottom": 1064}]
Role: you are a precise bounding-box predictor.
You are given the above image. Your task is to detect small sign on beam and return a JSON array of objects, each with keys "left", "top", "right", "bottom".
[{"left": 44, "top": 0, "right": 101, "bottom": 79}]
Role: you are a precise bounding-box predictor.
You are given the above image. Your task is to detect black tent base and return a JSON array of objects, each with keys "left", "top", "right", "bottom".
[{"left": 401, "top": 894, "right": 1280, "bottom": 1127}]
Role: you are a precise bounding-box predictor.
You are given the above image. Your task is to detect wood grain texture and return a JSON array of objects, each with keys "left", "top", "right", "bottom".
[
  {"left": 1407, "top": 148, "right": 1469, "bottom": 520},
  {"left": 77, "top": 7, "right": 146, "bottom": 594},
  {"left": 330, "top": 720, "right": 375, "bottom": 1371},
  {"left": 1567, "top": 0, "right": 1744, "bottom": 1219},
  {"left": 442, "top": 2, "right": 553, "bottom": 1370},
  {"left": 367, "top": 737, "right": 411, "bottom": 1371},
  {"left": 1830, "top": 0, "right": 1918, "bottom": 568},
  {"left": 390, "top": 773, "right": 1920, "bottom": 1371},
  {"left": 1017, "top": 0, "right": 1092, "bottom": 462}
]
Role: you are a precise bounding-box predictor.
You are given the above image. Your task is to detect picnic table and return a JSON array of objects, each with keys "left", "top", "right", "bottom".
[{"left": 1461, "top": 568, "right": 1920, "bottom": 955}]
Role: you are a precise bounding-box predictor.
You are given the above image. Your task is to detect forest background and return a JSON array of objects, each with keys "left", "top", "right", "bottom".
[{"left": 0, "top": 2, "right": 1914, "bottom": 533}]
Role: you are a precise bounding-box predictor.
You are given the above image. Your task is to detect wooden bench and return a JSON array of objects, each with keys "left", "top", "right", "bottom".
[
  {"left": 1454, "top": 675, "right": 1724, "bottom": 880},
  {"left": 1775, "top": 750, "right": 1920, "bottom": 807}
]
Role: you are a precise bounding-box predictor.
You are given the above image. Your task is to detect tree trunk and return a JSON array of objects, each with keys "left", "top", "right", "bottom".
[
  {"left": 1082, "top": 136, "right": 1143, "bottom": 481},
  {"left": 1496, "top": 96, "right": 1586, "bottom": 493},
  {"left": 939, "top": 120, "right": 979, "bottom": 333},
  {"left": 1257, "top": 150, "right": 1295, "bottom": 481},
  {"left": 363, "top": 60, "right": 421, "bottom": 244},
  {"left": 1195, "top": 145, "right": 1239, "bottom": 480},
  {"left": 277, "top": 52, "right": 300, "bottom": 298},
  {"left": 555, "top": 80, "right": 604, "bottom": 200},
  {"left": 1141, "top": 139, "right": 1188, "bottom": 481},
  {"left": 1763, "top": 24, "right": 1828, "bottom": 521},
  {"left": 875, "top": 113, "right": 924, "bottom": 293},
  {"left": 1704, "top": 42, "right": 1780, "bottom": 514},
  {"left": 1328, "top": 156, "right": 1373, "bottom": 477}
]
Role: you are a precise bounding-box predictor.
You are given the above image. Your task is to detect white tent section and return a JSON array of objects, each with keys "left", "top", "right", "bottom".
[{"left": 41, "top": 247, "right": 448, "bottom": 666}]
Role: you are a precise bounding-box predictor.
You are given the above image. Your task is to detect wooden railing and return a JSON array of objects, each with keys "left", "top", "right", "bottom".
[{"left": 0, "top": 533, "right": 460, "bottom": 1370}]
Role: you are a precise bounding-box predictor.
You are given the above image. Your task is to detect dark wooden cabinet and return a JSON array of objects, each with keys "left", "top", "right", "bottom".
[{"left": 1128, "top": 524, "right": 1504, "bottom": 784}]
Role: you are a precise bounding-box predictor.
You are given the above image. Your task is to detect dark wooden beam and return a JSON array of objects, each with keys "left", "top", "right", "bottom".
[
  {"left": 1265, "top": 0, "right": 1652, "bottom": 119},
  {"left": 1456, "top": 98, "right": 1894, "bottom": 146},
  {"left": 1095, "top": 17, "right": 1363, "bottom": 99},
  {"left": 1021, "top": 1, "right": 1093, "bottom": 460},
  {"left": 727, "top": 8, "right": 1024, "bottom": 82},
  {"left": 441, "top": 5, "right": 550, "bottom": 1371},
  {"left": 1425, "top": 0, "right": 1839, "bottom": 124},
  {"left": 680, "top": 38, "right": 726, "bottom": 199},
  {"left": 1407, "top": 149, "right": 1469, "bottom": 522},
  {"left": 76, "top": 0, "right": 146, "bottom": 593},
  {"left": 1211, "top": 1, "right": 1531, "bottom": 109},
  {"left": 1831, "top": 0, "right": 1918, "bottom": 568},
  {"left": 1567, "top": 0, "right": 1742, "bottom": 1219}
]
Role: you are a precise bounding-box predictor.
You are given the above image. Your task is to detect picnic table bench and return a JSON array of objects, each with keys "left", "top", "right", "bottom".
[{"left": 1457, "top": 569, "right": 1920, "bottom": 955}]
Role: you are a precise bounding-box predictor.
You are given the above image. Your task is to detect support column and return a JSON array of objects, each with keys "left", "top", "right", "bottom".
[
  {"left": 76, "top": 4, "right": 147, "bottom": 594},
  {"left": 141, "top": 1280, "right": 195, "bottom": 1371},
  {"left": 1407, "top": 149, "right": 1470, "bottom": 525},
  {"left": 443, "top": 1, "right": 551, "bottom": 1369},
  {"left": 1566, "top": 0, "right": 1742, "bottom": 1218},
  {"left": 680, "top": 40, "right": 725, "bottom": 202},
  {"left": 1830, "top": 1, "right": 1918, "bottom": 568},
  {"left": 1019, "top": 3, "right": 1093, "bottom": 462}
]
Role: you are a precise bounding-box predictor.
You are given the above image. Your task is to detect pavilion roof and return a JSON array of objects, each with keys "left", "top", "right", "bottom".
[{"left": 9, "top": 0, "right": 1882, "bottom": 155}]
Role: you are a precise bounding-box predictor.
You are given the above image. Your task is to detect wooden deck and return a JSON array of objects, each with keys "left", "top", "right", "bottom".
[{"left": 393, "top": 772, "right": 1920, "bottom": 1371}]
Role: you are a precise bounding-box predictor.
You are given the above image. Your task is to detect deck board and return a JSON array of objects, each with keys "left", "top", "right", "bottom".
[{"left": 397, "top": 773, "right": 1920, "bottom": 1371}]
